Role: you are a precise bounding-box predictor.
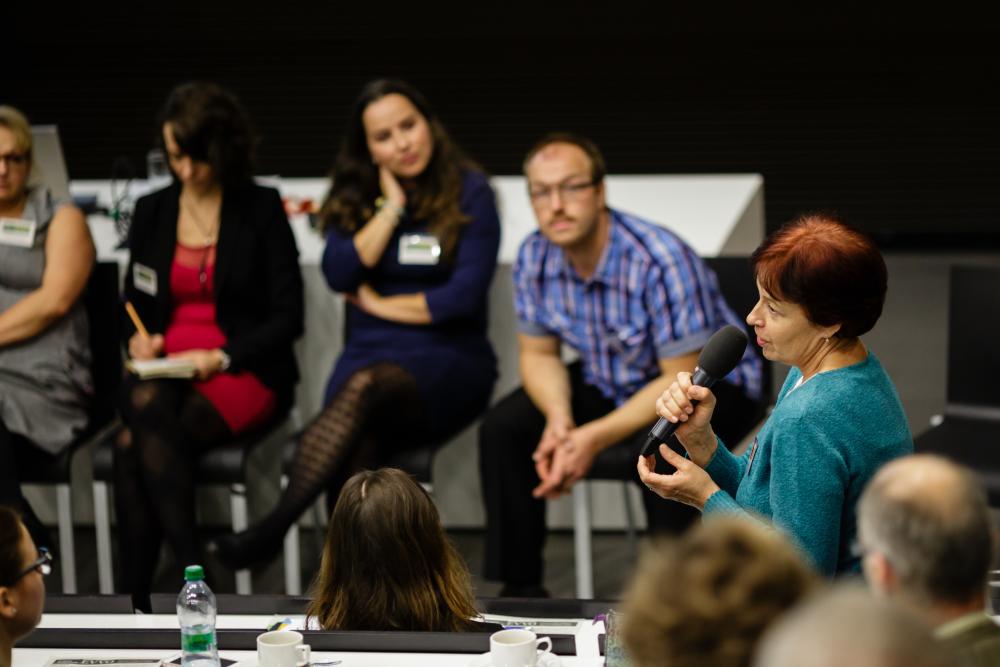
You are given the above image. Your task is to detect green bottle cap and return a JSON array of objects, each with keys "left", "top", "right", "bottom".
[{"left": 184, "top": 565, "right": 205, "bottom": 581}]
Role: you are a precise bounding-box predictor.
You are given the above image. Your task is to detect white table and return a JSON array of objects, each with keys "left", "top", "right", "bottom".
[
  {"left": 14, "top": 647, "right": 603, "bottom": 666},
  {"left": 20, "top": 610, "right": 606, "bottom": 666}
]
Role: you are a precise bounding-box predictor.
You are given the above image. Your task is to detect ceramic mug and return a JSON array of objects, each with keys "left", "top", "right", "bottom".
[
  {"left": 490, "top": 628, "right": 553, "bottom": 666},
  {"left": 257, "top": 629, "right": 310, "bottom": 667}
]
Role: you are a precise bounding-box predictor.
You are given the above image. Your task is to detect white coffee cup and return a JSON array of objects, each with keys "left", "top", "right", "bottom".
[
  {"left": 489, "top": 628, "right": 553, "bottom": 666},
  {"left": 257, "top": 629, "right": 311, "bottom": 667}
]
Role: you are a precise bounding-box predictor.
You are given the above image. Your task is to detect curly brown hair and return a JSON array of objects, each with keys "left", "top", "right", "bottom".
[
  {"left": 621, "top": 517, "right": 820, "bottom": 667},
  {"left": 305, "top": 468, "right": 481, "bottom": 632},
  {"left": 316, "top": 79, "right": 480, "bottom": 262}
]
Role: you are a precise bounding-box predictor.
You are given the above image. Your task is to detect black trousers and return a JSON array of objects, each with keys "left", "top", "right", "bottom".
[
  {"left": 0, "top": 421, "right": 55, "bottom": 552},
  {"left": 479, "top": 362, "right": 765, "bottom": 587}
]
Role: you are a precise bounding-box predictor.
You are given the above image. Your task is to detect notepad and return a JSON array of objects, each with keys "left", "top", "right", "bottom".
[{"left": 126, "top": 357, "right": 198, "bottom": 379}]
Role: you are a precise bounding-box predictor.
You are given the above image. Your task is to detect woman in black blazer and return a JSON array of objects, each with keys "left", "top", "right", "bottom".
[{"left": 116, "top": 82, "right": 303, "bottom": 611}]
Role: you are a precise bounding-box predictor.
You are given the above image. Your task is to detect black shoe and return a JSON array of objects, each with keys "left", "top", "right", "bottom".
[
  {"left": 498, "top": 584, "right": 550, "bottom": 598},
  {"left": 206, "top": 527, "right": 282, "bottom": 571}
]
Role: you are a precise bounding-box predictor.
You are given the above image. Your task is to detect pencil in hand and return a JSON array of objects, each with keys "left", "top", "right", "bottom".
[{"left": 124, "top": 301, "right": 150, "bottom": 339}]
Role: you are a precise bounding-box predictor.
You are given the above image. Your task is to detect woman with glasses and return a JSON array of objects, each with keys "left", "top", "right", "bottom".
[
  {"left": 0, "top": 106, "right": 95, "bottom": 554},
  {"left": 212, "top": 79, "right": 500, "bottom": 569},
  {"left": 117, "top": 82, "right": 303, "bottom": 610},
  {"left": 0, "top": 505, "right": 51, "bottom": 667},
  {"left": 639, "top": 215, "right": 912, "bottom": 576}
]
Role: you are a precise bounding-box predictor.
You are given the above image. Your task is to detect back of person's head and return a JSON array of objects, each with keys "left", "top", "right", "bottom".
[
  {"left": 306, "top": 468, "right": 480, "bottom": 632},
  {"left": 754, "top": 585, "right": 951, "bottom": 667},
  {"left": 751, "top": 213, "right": 887, "bottom": 339},
  {"left": 857, "top": 454, "right": 994, "bottom": 607},
  {"left": 1, "top": 505, "right": 46, "bottom": 653},
  {"left": 0, "top": 105, "right": 35, "bottom": 185},
  {"left": 521, "top": 132, "right": 607, "bottom": 184},
  {"left": 159, "top": 81, "right": 257, "bottom": 189},
  {"left": 621, "top": 517, "right": 819, "bottom": 667}
]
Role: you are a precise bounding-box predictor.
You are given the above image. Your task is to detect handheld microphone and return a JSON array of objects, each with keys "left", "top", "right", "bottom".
[{"left": 639, "top": 324, "right": 749, "bottom": 457}]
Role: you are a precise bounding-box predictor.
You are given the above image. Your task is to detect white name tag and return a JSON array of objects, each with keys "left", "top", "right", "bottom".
[
  {"left": 133, "top": 263, "right": 158, "bottom": 296},
  {"left": 398, "top": 233, "right": 441, "bottom": 266},
  {"left": 0, "top": 217, "right": 37, "bottom": 248}
]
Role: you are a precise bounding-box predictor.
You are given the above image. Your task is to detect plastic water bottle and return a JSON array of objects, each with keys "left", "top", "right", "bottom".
[{"left": 177, "top": 565, "right": 219, "bottom": 667}]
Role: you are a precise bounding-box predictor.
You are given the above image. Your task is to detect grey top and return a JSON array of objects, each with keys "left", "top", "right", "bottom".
[{"left": 0, "top": 187, "right": 92, "bottom": 453}]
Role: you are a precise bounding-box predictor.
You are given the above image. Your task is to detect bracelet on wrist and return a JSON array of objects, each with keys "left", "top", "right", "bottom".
[{"left": 374, "top": 197, "right": 405, "bottom": 224}]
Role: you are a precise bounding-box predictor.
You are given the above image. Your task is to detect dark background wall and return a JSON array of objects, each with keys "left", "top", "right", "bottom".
[{"left": 10, "top": 4, "right": 1000, "bottom": 246}]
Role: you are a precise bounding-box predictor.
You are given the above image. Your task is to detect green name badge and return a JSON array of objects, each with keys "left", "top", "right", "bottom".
[
  {"left": 0, "top": 217, "right": 37, "bottom": 248},
  {"left": 398, "top": 233, "right": 441, "bottom": 266},
  {"left": 133, "top": 262, "right": 158, "bottom": 296}
]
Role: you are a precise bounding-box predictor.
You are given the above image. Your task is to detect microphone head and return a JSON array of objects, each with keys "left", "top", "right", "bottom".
[{"left": 698, "top": 325, "right": 749, "bottom": 379}]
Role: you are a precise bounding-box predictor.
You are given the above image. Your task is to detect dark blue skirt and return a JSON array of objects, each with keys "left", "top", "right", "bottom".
[{"left": 324, "top": 341, "right": 497, "bottom": 444}]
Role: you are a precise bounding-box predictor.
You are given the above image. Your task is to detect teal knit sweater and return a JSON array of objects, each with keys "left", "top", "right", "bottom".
[{"left": 703, "top": 351, "right": 912, "bottom": 576}]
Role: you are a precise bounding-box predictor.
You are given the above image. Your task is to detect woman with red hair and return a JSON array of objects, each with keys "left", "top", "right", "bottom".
[{"left": 639, "top": 214, "right": 912, "bottom": 576}]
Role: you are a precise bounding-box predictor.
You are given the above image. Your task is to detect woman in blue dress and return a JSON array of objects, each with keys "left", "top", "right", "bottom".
[{"left": 213, "top": 79, "right": 500, "bottom": 568}]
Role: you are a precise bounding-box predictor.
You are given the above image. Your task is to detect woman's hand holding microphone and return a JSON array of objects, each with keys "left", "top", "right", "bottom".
[{"left": 637, "top": 372, "right": 722, "bottom": 510}]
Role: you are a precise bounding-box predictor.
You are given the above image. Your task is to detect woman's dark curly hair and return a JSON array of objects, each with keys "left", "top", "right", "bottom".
[
  {"left": 159, "top": 81, "right": 257, "bottom": 189},
  {"left": 317, "top": 79, "right": 480, "bottom": 262}
]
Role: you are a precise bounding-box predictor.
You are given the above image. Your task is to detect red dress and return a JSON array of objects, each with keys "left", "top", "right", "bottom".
[{"left": 162, "top": 242, "right": 276, "bottom": 434}]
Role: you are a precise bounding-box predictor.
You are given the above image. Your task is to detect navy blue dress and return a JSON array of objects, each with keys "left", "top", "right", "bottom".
[{"left": 322, "top": 171, "right": 500, "bottom": 442}]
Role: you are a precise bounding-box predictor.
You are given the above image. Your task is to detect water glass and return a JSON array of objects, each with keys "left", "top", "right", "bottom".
[{"left": 605, "top": 609, "right": 631, "bottom": 667}]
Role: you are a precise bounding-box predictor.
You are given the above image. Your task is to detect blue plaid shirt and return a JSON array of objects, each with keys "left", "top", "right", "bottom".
[{"left": 514, "top": 208, "right": 762, "bottom": 406}]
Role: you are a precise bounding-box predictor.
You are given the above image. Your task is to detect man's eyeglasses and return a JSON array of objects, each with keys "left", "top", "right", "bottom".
[
  {"left": 528, "top": 180, "right": 597, "bottom": 207},
  {"left": 13, "top": 547, "right": 52, "bottom": 583},
  {"left": 0, "top": 152, "right": 29, "bottom": 168}
]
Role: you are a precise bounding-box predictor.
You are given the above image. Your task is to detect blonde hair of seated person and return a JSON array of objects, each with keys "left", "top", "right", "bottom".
[
  {"left": 306, "top": 468, "right": 481, "bottom": 632},
  {"left": 622, "top": 517, "right": 820, "bottom": 667},
  {"left": 0, "top": 106, "right": 35, "bottom": 185}
]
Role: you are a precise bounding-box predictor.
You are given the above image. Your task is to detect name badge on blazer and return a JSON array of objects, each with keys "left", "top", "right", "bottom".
[
  {"left": 133, "top": 263, "right": 158, "bottom": 296},
  {"left": 398, "top": 233, "right": 441, "bottom": 265},
  {"left": 0, "top": 217, "right": 37, "bottom": 248}
]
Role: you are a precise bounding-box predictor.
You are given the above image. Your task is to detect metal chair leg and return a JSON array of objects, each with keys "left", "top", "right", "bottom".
[
  {"left": 312, "top": 497, "right": 328, "bottom": 557},
  {"left": 621, "top": 481, "right": 638, "bottom": 558},
  {"left": 56, "top": 483, "right": 76, "bottom": 594},
  {"left": 280, "top": 475, "right": 302, "bottom": 595},
  {"left": 230, "top": 483, "right": 252, "bottom": 595},
  {"left": 572, "top": 482, "right": 594, "bottom": 599},
  {"left": 93, "top": 480, "right": 114, "bottom": 594}
]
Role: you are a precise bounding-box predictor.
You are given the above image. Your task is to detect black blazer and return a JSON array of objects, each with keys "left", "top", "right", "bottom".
[{"left": 123, "top": 181, "right": 304, "bottom": 409}]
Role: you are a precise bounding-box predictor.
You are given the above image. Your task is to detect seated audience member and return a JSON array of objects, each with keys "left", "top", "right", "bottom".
[
  {"left": 0, "top": 106, "right": 95, "bottom": 552},
  {"left": 116, "top": 82, "right": 303, "bottom": 610},
  {"left": 480, "top": 133, "right": 764, "bottom": 596},
  {"left": 212, "top": 79, "right": 500, "bottom": 570},
  {"left": 857, "top": 454, "right": 1000, "bottom": 666},
  {"left": 621, "top": 517, "right": 819, "bottom": 667},
  {"left": 642, "top": 215, "right": 912, "bottom": 576},
  {"left": 1, "top": 506, "right": 51, "bottom": 667},
  {"left": 754, "top": 585, "right": 950, "bottom": 667},
  {"left": 306, "top": 468, "right": 499, "bottom": 633}
]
